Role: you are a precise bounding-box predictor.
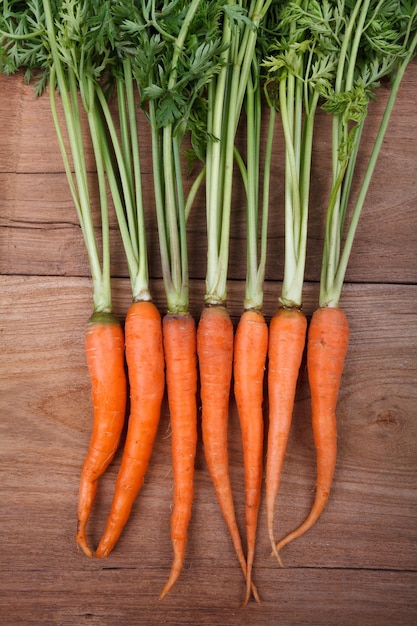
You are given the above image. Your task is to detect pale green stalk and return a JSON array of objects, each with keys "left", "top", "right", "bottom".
[
  {"left": 326, "top": 0, "right": 371, "bottom": 297},
  {"left": 321, "top": 26, "right": 417, "bottom": 307},
  {"left": 204, "top": 0, "right": 272, "bottom": 305},
  {"left": 149, "top": 0, "right": 204, "bottom": 313},
  {"left": 43, "top": 0, "right": 111, "bottom": 312},
  {"left": 95, "top": 83, "right": 151, "bottom": 302},
  {"left": 238, "top": 61, "right": 275, "bottom": 311}
]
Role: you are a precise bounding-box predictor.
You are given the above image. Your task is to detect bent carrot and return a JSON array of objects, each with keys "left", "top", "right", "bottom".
[
  {"left": 233, "top": 308, "right": 268, "bottom": 606},
  {"left": 95, "top": 300, "right": 165, "bottom": 558},
  {"left": 265, "top": 307, "right": 307, "bottom": 563},
  {"left": 159, "top": 312, "right": 198, "bottom": 600},
  {"left": 275, "top": 306, "right": 349, "bottom": 555},
  {"left": 197, "top": 304, "right": 259, "bottom": 603},
  {"left": 76, "top": 312, "right": 127, "bottom": 557}
]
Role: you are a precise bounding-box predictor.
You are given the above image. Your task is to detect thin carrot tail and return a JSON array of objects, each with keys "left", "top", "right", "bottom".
[
  {"left": 76, "top": 448, "right": 116, "bottom": 557},
  {"left": 197, "top": 305, "right": 259, "bottom": 604},
  {"left": 265, "top": 308, "right": 307, "bottom": 564},
  {"left": 275, "top": 307, "right": 349, "bottom": 557},
  {"left": 76, "top": 312, "right": 127, "bottom": 558},
  {"left": 159, "top": 312, "right": 198, "bottom": 600},
  {"left": 275, "top": 487, "right": 331, "bottom": 555},
  {"left": 243, "top": 488, "right": 263, "bottom": 605},
  {"left": 234, "top": 309, "right": 268, "bottom": 606},
  {"left": 95, "top": 301, "right": 165, "bottom": 558}
]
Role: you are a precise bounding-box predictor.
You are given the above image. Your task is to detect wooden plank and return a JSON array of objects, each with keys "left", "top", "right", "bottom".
[
  {"left": 1, "top": 567, "right": 416, "bottom": 625},
  {"left": 2, "top": 65, "right": 417, "bottom": 284},
  {"left": 1, "top": 276, "right": 416, "bottom": 623},
  {"left": 0, "top": 72, "right": 97, "bottom": 174}
]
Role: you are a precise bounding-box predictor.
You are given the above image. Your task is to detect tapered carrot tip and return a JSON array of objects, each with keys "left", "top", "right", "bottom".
[
  {"left": 159, "top": 564, "right": 181, "bottom": 601},
  {"left": 95, "top": 540, "right": 111, "bottom": 559},
  {"left": 270, "top": 543, "right": 284, "bottom": 567},
  {"left": 249, "top": 581, "right": 260, "bottom": 605},
  {"left": 241, "top": 592, "right": 250, "bottom": 608},
  {"left": 75, "top": 526, "right": 93, "bottom": 558},
  {"left": 241, "top": 574, "right": 260, "bottom": 607}
]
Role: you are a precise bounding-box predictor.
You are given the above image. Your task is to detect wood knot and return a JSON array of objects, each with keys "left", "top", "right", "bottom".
[{"left": 373, "top": 410, "right": 401, "bottom": 431}]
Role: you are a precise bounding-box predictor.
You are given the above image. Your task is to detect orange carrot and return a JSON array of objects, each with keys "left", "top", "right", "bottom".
[
  {"left": 95, "top": 300, "right": 165, "bottom": 558},
  {"left": 197, "top": 304, "right": 259, "bottom": 603},
  {"left": 76, "top": 312, "right": 127, "bottom": 557},
  {"left": 233, "top": 308, "right": 268, "bottom": 606},
  {"left": 265, "top": 307, "right": 307, "bottom": 563},
  {"left": 159, "top": 312, "right": 198, "bottom": 600},
  {"left": 275, "top": 306, "right": 349, "bottom": 556}
]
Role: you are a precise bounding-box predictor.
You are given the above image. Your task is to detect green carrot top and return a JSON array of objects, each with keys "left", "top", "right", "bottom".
[{"left": 0, "top": 0, "right": 125, "bottom": 312}]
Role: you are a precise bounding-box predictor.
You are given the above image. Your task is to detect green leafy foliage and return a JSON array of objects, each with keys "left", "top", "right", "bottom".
[{"left": 1, "top": 0, "right": 416, "bottom": 311}]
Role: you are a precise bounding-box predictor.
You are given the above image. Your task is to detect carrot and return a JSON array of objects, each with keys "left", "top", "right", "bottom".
[
  {"left": 263, "top": 4, "right": 323, "bottom": 566},
  {"left": 75, "top": 312, "right": 127, "bottom": 557},
  {"left": 268, "top": 1, "right": 417, "bottom": 562},
  {"left": 233, "top": 308, "right": 268, "bottom": 606},
  {"left": 231, "top": 44, "right": 275, "bottom": 603},
  {"left": 265, "top": 307, "right": 307, "bottom": 563},
  {"left": 197, "top": 304, "right": 259, "bottom": 603},
  {"left": 159, "top": 312, "right": 197, "bottom": 600},
  {"left": 95, "top": 300, "right": 165, "bottom": 558},
  {"left": 197, "top": 0, "right": 271, "bottom": 604},
  {"left": 275, "top": 306, "right": 349, "bottom": 556}
]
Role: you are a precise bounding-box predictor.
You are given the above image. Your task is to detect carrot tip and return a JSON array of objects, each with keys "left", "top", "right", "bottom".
[
  {"left": 94, "top": 544, "right": 111, "bottom": 559},
  {"left": 75, "top": 536, "right": 93, "bottom": 558},
  {"left": 250, "top": 581, "right": 260, "bottom": 604},
  {"left": 270, "top": 546, "right": 284, "bottom": 567},
  {"left": 159, "top": 564, "right": 182, "bottom": 601},
  {"left": 159, "top": 579, "right": 175, "bottom": 601},
  {"left": 269, "top": 538, "right": 284, "bottom": 567},
  {"left": 240, "top": 585, "right": 261, "bottom": 609},
  {"left": 241, "top": 585, "right": 259, "bottom": 607},
  {"left": 240, "top": 577, "right": 251, "bottom": 608},
  {"left": 95, "top": 532, "right": 116, "bottom": 558}
]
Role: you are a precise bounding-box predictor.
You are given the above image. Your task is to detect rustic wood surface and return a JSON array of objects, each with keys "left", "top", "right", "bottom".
[{"left": 1, "top": 65, "right": 417, "bottom": 626}]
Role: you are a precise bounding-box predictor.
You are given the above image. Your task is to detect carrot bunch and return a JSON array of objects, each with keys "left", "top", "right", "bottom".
[
  {"left": 263, "top": 0, "right": 417, "bottom": 563},
  {"left": 2, "top": 0, "right": 417, "bottom": 608},
  {"left": 0, "top": 0, "right": 165, "bottom": 558},
  {"left": 262, "top": 5, "right": 324, "bottom": 561},
  {"left": 5, "top": 0, "right": 132, "bottom": 558},
  {"left": 126, "top": 0, "right": 225, "bottom": 598},
  {"left": 197, "top": 0, "right": 274, "bottom": 605}
]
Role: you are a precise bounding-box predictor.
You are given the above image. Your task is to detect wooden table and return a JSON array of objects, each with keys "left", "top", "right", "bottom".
[{"left": 1, "top": 65, "right": 416, "bottom": 625}]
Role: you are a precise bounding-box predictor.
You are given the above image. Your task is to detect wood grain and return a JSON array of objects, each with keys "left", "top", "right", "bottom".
[
  {"left": 1, "top": 276, "right": 417, "bottom": 624},
  {"left": 1, "top": 61, "right": 417, "bottom": 625}
]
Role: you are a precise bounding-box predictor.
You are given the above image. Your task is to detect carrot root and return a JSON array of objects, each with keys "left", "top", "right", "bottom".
[
  {"left": 265, "top": 307, "right": 307, "bottom": 564},
  {"left": 159, "top": 312, "right": 198, "bottom": 600},
  {"left": 95, "top": 301, "right": 165, "bottom": 558},
  {"left": 75, "top": 312, "right": 127, "bottom": 558},
  {"left": 234, "top": 309, "right": 268, "bottom": 605},
  {"left": 275, "top": 306, "right": 349, "bottom": 556},
  {"left": 197, "top": 304, "right": 259, "bottom": 604}
]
